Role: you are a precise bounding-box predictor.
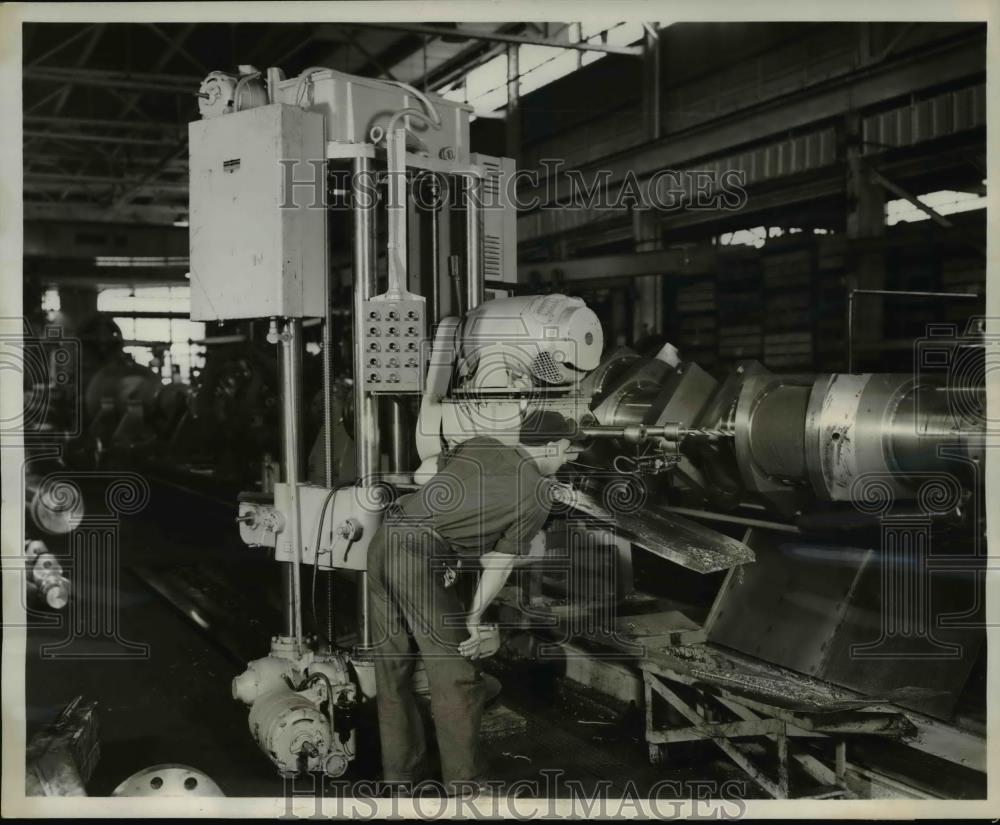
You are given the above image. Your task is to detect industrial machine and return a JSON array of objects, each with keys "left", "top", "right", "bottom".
[
  {"left": 188, "top": 65, "right": 985, "bottom": 795},
  {"left": 189, "top": 63, "right": 517, "bottom": 777}
]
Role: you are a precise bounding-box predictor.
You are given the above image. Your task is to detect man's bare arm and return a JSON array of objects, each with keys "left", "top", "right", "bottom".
[
  {"left": 467, "top": 550, "right": 518, "bottom": 625},
  {"left": 459, "top": 532, "right": 546, "bottom": 659}
]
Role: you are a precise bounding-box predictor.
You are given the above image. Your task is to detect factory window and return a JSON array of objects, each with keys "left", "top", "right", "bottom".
[
  {"left": 98, "top": 286, "right": 205, "bottom": 383},
  {"left": 94, "top": 255, "right": 190, "bottom": 268},
  {"left": 720, "top": 226, "right": 768, "bottom": 248},
  {"left": 440, "top": 23, "right": 663, "bottom": 114},
  {"left": 518, "top": 22, "right": 581, "bottom": 97},
  {"left": 885, "top": 189, "right": 987, "bottom": 227},
  {"left": 462, "top": 53, "right": 509, "bottom": 114}
]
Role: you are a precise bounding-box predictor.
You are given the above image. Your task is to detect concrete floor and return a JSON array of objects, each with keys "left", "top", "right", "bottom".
[{"left": 24, "top": 474, "right": 757, "bottom": 799}]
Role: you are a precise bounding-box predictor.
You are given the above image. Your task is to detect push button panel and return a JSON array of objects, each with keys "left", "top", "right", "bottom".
[{"left": 361, "top": 298, "right": 424, "bottom": 392}]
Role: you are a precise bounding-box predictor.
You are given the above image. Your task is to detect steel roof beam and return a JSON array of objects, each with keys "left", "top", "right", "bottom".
[
  {"left": 110, "top": 139, "right": 190, "bottom": 212},
  {"left": 24, "top": 130, "right": 181, "bottom": 147},
  {"left": 25, "top": 67, "right": 200, "bottom": 94},
  {"left": 145, "top": 23, "right": 210, "bottom": 75},
  {"left": 24, "top": 201, "right": 188, "bottom": 224},
  {"left": 335, "top": 22, "right": 642, "bottom": 56},
  {"left": 26, "top": 115, "right": 186, "bottom": 132},
  {"left": 26, "top": 24, "right": 99, "bottom": 68},
  {"left": 25, "top": 172, "right": 188, "bottom": 191},
  {"left": 51, "top": 23, "right": 106, "bottom": 116}
]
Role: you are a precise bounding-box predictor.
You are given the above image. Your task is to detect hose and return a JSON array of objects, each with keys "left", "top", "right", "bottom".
[{"left": 234, "top": 71, "right": 262, "bottom": 112}]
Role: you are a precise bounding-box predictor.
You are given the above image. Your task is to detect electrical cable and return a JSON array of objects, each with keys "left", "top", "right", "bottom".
[
  {"left": 383, "top": 80, "right": 442, "bottom": 128},
  {"left": 301, "top": 671, "right": 337, "bottom": 732},
  {"left": 293, "top": 66, "right": 333, "bottom": 107},
  {"left": 310, "top": 486, "right": 348, "bottom": 648}
]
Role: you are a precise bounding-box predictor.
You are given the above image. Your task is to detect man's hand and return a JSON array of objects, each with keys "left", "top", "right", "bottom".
[{"left": 458, "top": 621, "right": 500, "bottom": 660}]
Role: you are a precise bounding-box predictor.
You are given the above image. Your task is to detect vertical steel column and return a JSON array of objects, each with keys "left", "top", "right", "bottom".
[
  {"left": 642, "top": 23, "right": 662, "bottom": 140},
  {"left": 430, "top": 177, "right": 440, "bottom": 325},
  {"left": 387, "top": 399, "right": 408, "bottom": 472},
  {"left": 353, "top": 155, "right": 380, "bottom": 481},
  {"left": 844, "top": 112, "right": 886, "bottom": 371},
  {"left": 322, "top": 196, "right": 334, "bottom": 487},
  {"left": 505, "top": 44, "right": 520, "bottom": 161},
  {"left": 321, "top": 161, "right": 335, "bottom": 649},
  {"left": 353, "top": 155, "right": 379, "bottom": 649},
  {"left": 280, "top": 318, "right": 305, "bottom": 651},
  {"left": 465, "top": 175, "right": 483, "bottom": 310}
]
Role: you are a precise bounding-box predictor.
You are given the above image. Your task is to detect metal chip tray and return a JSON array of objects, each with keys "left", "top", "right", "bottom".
[{"left": 557, "top": 485, "right": 755, "bottom": 574}]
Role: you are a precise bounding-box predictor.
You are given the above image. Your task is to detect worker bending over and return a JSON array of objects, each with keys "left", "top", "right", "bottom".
[{"left": 368, "top": 410, "right": 578, "bottom": 795}]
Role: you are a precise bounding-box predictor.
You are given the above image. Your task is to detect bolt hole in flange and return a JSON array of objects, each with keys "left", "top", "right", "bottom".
[{"left": 112, "top": 764, "right": 225, "bottom": 797}]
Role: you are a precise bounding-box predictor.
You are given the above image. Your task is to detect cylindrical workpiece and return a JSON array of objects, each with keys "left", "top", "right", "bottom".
[{"left": 746, "top": 384, "right": 810, "bottom": 480}]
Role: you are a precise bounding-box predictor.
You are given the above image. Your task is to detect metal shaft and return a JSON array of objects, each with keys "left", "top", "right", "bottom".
[
  {"left": 353, "top": 155, "right": 379, "bottom": 649},
  {"left": 353, "top": 156, "right": 380, "bottom": 481},
  {"left": 465, "top": 175, "right": 483, "bottom": 310},
  {"left": 387, "top": 398, "right": 408, "bottom": 472},
  {"left": 430, "top": 177, "right": 439, "bottom": 325},
  {"left": 579, "top": 424, "right": 733, "bottom": 443},
  {"left": 322, "top": 258, "right": 334, "bottom": 488},
  {"left": 280, "top": 318, "right": 305, "bottom": 651}
]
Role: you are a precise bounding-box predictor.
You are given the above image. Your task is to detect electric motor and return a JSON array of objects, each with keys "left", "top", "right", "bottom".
[{"left": 248, "top": 689, "right": 332, "bottom": 774}]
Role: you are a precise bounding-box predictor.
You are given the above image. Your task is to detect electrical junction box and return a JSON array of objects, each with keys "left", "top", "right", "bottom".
[
  {"left": 188, "top": 103, "right": 327, "bottom": 321},
  {"left": 271, "top": 68, "right": 472, "bottom": 163}
]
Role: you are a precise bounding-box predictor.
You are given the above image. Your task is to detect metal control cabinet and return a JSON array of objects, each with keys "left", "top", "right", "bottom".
[{"left": 188, "top": 104, "right": 327, "bottom": 321}]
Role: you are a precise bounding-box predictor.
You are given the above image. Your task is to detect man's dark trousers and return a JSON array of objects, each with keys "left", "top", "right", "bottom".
[{"left": 368, "top": 518, "right": 491, "bottom": 792}]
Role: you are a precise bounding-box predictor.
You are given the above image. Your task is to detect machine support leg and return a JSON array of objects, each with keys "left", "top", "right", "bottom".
[
  {"left": 280, "top": 318, "right": 305, "bottom": 652},
  {"left": 777, "top": 725, "right": 789, "bottom": 798}
]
